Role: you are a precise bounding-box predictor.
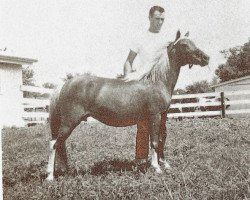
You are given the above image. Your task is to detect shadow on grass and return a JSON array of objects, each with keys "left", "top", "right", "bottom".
[
  {"left": 55, "top": 158, "right": 150, "bottom": 179},
  {"left": 4, "top": 161, "right": 48, "bottom": 187},
  {"left": 60, "top": 158, "right": 150, "bottom": 178},
  {"left": 90, "top": 158, "right": 150, "bottom": 176},
  {"left": 3, "top": 159, "right": 150, "bottom": 187}
]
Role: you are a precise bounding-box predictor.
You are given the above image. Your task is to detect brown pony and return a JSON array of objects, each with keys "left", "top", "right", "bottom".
[{"left": 46, "top": 31, "right": 209, "bottom": 180}]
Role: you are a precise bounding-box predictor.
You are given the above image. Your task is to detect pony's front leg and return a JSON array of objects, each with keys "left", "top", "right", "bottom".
[
  {"left": 158, "top": 112, "right": 171, "bottom": 170},
  {"left": 149, "top": 114, "right": 162, "bottom": 174},
  {"left": 136, "top": 121, "right": 149, "bottom": 161}
]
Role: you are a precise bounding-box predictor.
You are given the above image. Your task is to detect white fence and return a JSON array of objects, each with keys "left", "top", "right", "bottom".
[
  {"left": 168, "top": 90, "right": 250, "bottom": 118},
  {"left": 21, "top": 85, "right": 52, "bottom": 125},
  {"left": 21, "top": 85, "right": 250, "bottom": 125}
]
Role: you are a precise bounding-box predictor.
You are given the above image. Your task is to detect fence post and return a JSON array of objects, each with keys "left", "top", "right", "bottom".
[{"left": 220, "top": 92, "right": 226, "bottom": 118}]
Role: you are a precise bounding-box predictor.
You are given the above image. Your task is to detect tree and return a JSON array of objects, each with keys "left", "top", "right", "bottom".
[
  {"left": 210, "top": 76, "right": 219, "bottom": 86},
  {"left": 185, "top": 80, "right": 213, "bottom": 94},
  {"left": 62, "top": 72, "right": 83, "bottom": 82},
  {"left": 62, "top": 72, "right": 93, "bottom": 82},
  {"left": 173, "top": 88, "right": 186, "bottom": 95},
  {"left": 22, "top": 66, "right": 35, "bottom": 86},
  {"left": 62, "top": 73, "right": 75, "bottom": 82},
  {"left": 22, "top": 66, "right": 36, "bottom": 98},
  {"left": 40, "top": 82, "right": 56, "bottom": 98},
  {"left": 215, "top": 40, "right": 250, "bottom": 82},
  {"left": 43, "top": 82, "right": 56, "bottom": 89},
  {"left": 173, "top": 79, "right": 215, "bottom": 95}
]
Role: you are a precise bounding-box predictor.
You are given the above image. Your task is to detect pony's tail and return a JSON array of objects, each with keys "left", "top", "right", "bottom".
[{"left": 49, "top": 86, "right": 62, "bottom": 140}]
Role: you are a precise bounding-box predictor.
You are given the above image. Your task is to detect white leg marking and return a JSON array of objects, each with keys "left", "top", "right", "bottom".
[
  {"left": 151, "top": 148, "right": 162, "bottom": 174},
  {"left": 159, "top": 158, "right": 172, "bottom": 170},
  {"left": 46, "top": 140, "right": 56, "bottom": 181}
]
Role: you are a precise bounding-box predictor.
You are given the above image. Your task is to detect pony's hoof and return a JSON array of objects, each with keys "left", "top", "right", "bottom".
[
  {"left": 152, "top": 166, "right": 163, "bottom": 174},
  {"left": 155, "top": 168, "right": 163, "bottom": 174},
  {"left": 164, "top": 162, "right": 172, "bottom": 170},
  {"left": 159, "top": 158, "right": 172, "bottom": 170}
]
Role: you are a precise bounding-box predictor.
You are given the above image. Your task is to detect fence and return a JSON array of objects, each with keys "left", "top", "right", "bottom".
[
  {"left": 21, "top": 85, "right": 250, "bottom": 125},
  {"left": 21, "top": 85, "right": 53, "bottom": 125},
  {"left": 168, "top": 90, "right": 250, "bottom": 119}
]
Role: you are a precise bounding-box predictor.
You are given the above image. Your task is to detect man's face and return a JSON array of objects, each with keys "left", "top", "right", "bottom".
[{"left": 149, "top": 10, "right": 165, "bottom": 33}]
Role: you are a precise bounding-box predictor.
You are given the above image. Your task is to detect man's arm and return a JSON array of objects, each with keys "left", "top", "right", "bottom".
[{"left": 123, "top": 50, "right": 137, "bottom": 76}]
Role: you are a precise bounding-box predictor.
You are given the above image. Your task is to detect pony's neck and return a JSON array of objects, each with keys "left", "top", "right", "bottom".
[
  {"left": 138, "top": 44, "right": 183, "bottom": 95},
  {"left": 166, "top": 49, "right": 182, "bottom": 95}
]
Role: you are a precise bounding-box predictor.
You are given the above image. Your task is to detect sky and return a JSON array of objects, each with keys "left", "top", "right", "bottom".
[{"left": 1, "top": 0, "right": 250, "bottom": 88}]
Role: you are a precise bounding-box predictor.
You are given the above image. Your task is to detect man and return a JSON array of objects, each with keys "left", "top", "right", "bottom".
[
  {"left": 122, "top": 5, "right": 168, "bottom": 82},
  {"left": 121, "top": 6, "right": 169, "bottom": 165}
]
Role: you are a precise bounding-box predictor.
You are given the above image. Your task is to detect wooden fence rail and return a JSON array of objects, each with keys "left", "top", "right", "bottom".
[
  {"left": 21, "top": 85, "right": 53, "bottom": 94},
  {"left": 21, "top": 85, "right": 53, "bottom": 125},
  {"left": 169, "top": 90, "right": 250, "bottom": 118},
  {"left": 21, "top": 86, "right": 250, "bottom": 125}
]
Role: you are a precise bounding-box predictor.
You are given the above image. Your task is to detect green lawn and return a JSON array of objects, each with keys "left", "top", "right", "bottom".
[{"left": 2, "top": 118, "right": 250, "bottom": 199}]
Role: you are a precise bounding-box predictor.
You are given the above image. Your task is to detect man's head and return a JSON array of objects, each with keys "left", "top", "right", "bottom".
[{"left": 148, "top": 6, "right": 165, "bottom": 33}]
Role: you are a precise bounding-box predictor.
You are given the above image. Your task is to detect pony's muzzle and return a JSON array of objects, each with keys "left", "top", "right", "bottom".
[{"left": 202, "top": 53, "right": 209, "bottom": 66}]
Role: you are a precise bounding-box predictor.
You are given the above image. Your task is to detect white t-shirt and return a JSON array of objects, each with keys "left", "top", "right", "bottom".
[{"left": 128, "top": 30, "right": 170, "bottom": 80}]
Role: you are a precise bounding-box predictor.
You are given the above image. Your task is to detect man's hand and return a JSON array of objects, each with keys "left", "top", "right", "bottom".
[
  {"left": 122, "top": 71, "right": 139, "bottom": 82},
  {"left": 117, "top": 69, "right": 137, "bottom": 81}
]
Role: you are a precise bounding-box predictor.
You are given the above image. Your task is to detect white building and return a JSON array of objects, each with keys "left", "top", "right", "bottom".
[
  {"left": 212, "top": 76, "right": 250, "bottom": 92},
  {"left": 212, "top": 75, "right": 250, "bottom": 117},
  {"left": 0, "top": 55, "right": 37, "bottom": 127}
]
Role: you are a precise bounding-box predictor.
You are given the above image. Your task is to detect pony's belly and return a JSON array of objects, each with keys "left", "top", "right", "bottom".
[{"left": 91, "top": 115, "right": 138, "bottom": 127}]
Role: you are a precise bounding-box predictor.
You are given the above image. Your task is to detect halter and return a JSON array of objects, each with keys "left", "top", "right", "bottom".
[
  {"left": 173, "top": 37, "right": 181, "bottom": 46},
  {"left": 173, "top": 31, "right": 189, "bottom": 46}
]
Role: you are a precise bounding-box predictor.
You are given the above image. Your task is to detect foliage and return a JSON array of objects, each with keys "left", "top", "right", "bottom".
[
  {"left": 42, "top": 82, "right": 56, "bottom": 89},
  {"left": 174, "top": 80, "right": 214, "bottom": 94},
  {"left": 22, "top": 68, "right": 55, "bottom": 98},
  {"left": 22, "top": 66, "right": 36, "bottom": 98},
  {"left": 3, "top": 118, "right": 250, "bottom": 199},
  {"left": 62, "top": 72, "right": 93, "bottom": 82},
  {"left": 173, "top": 88, "right": 186, "bottom": 95},
  {"left": 185, "top": 80, "right": 213, "bottom": 94},
  {"left": 210, "top": 76, "right": 219, "bottom": 86},
  {"left": 215, "top": 40, "right": 250, "bottom": 82},
  {"left": 62, "top": 73, "right": 76, "bottom": 82},
  {"left": 22, "top": 66, "right": 35, "bottom": 86}
]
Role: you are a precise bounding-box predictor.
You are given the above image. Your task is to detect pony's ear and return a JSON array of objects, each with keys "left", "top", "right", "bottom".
[
  {"left": 175, "top": 30, "right": 181, "bottom": 42},
  {"left": 184, "top": 31, "right": 189, "bottom": 37}
]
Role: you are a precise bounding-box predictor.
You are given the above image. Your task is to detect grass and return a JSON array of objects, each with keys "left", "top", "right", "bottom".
[{"left": 2, "top": 118, "right": 250, "bottom": 199}]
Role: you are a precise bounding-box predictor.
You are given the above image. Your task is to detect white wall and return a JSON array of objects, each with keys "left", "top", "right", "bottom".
[
  {"left": 214, "top": 78, "right": 250, "bottom": 117},
  {"left": 0, "top": 63, "right": 24, "bottom": 127}
]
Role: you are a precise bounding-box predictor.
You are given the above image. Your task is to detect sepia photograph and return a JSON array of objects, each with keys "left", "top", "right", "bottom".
[{"left": 0, "top": 0, "right": 249, "bottom": 199}]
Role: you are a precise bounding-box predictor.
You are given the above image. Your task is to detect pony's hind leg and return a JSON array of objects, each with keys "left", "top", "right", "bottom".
[
  {"left": 46, "top": 125, "right": 72, "bottom": 181},
  {"left": 158, "top": 112, "right": 171, "bottom": 170},
  {"left": 46, "top": 140, "right": 57, "bottom": 181},
  {"left": 149, "top": 114, "right": 162, "bottom": 174},
  {"left": 46, "top": 105, "right": 86, "bottom": 181},
  {"left": 54, "top": 126, "right": 72, "bottom": 171}
]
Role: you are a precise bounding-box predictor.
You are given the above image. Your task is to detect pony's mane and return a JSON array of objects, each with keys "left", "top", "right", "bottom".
[{"left": 139, "top": 45, "right": 171, "bottom": 84}]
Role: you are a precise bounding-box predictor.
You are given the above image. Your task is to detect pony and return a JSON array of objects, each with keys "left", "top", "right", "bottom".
[{"left": 46, "top": 31, "right": 209, "bottom": 180}]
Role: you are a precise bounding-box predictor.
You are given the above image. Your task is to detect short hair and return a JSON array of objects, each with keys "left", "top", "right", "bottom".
[{"left": 149, "top": 6, "right": 165, "bottom": 17}]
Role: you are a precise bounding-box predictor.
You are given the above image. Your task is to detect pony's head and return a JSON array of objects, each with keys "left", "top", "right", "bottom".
[
  {"left": 140, "top": 30, "right": 210, "bottom": 84},
  {"left": 170, "top": 31, "right": 209, "bottom": 68}
]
